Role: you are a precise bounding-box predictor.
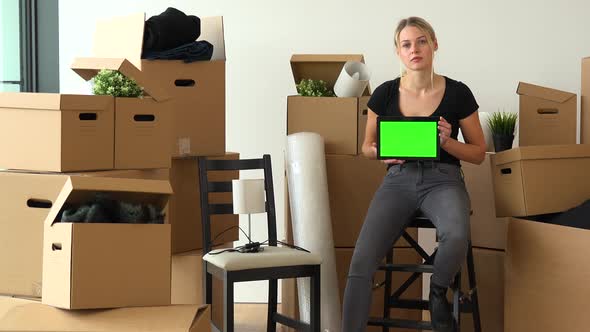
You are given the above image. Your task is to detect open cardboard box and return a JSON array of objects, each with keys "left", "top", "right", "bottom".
[
  {"left": 517, "top": 82, "right": 576, "bottom": 146},
  {"left": 41, "top": 176, "right": 173, "bottom": 309},
  {"left": 505, "top": 217, "right": 590, "bottom": 332},
  {"left": 0, "top": 296, "right": 210, "bottom": 332},
  {"left": 92, "top": 13, "right": 226, "bottom": 157},
  {"left": 0, "top": 93, "right": 114, "bottom": 172},
  {"left": 72, "top": 57, "right": 172, "bottom": 169},
  {"left": 490, "top": 144, "right": 590, "bottom": 217},
  {"left": 287, "top": 54, "right": 371, "bottom": 155}
]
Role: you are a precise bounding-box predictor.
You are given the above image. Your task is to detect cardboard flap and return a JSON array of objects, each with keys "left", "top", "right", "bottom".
[
  {"left": 71, "top": 57, "right": 170, "bottom": 101},
  {"left": 198, "top": 16, "right": 225, "bottom": 61},
  {"left": 517, "top": 82, "right": 575, "bottom": 103},
  {"left": 493, "top": 144, "right": 590, "bottom": 165},
  {"left": 0, "top": 297, "right": 209, "bottom": 331},
  {"left": 44, "top": 176, "right": 173, "bottom": 228},
  {"left": 93, "top": 12, "right": 226, "bottom": 63},
  {"left": 0, "top": 93, "right": 113, "bottom": 111},
  {"left": 290, "top": 54, "right": 371, "bottom": 96},
  {"left": 93, "top": 12, "right": 146, "bottom": 70}
]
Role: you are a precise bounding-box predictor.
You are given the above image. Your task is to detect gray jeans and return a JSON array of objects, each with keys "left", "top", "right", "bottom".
[{"left": 341, "top": 161, "right": 471, "bottom": 332}]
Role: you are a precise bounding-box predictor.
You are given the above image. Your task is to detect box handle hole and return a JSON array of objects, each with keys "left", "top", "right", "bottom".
[
  {"left": 134, "top": 114, "right": 156, "bottom": 122},
  {"left": 362, "top": 109, "right": 368, "bottom": 115},
  {"left": 537, "top": 108, "right": 558, "bottom": 114},
  {"left": 27, "top": 199, "right": 52, "bottom": 209},
  {"left": 174, "top": 79, "right": 196, "bottom": 87},
  {"left": 79, "top": 113, "right": 98, "bottom": 121},
  {"left": 501, "top": 168, "right": 512, "bottom": 175},
  {"left": 52, "top": 243, "right": 62, "bottom": 251}
]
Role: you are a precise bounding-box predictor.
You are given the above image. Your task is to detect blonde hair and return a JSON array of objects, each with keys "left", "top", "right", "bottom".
[{"left": 394, "top": 17, "right": 437, "bottom": 86}]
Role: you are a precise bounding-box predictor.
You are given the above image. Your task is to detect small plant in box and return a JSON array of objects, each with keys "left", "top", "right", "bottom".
[
  {"left": 92, "top": 69, "right": 143, "bottom": 98},
  {"left": 296, "top": 78, "right": 335, "bottom": 97},
  {"left": 487, "top": 111, "right": 518, "bottom": 152}
]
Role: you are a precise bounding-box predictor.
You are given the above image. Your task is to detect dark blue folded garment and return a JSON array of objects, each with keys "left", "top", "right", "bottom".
[{"left": 142, "top": 40, "right": 214, "bottom": 63}]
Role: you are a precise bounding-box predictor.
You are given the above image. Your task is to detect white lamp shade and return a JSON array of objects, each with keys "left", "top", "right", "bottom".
[{"left": 232, "top": 179, "right": 266, "bottom": 214}]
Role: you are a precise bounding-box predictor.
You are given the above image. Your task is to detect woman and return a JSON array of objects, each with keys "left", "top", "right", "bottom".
[{"left": 341, "top": 17, "right": 486, "bottom": 332}]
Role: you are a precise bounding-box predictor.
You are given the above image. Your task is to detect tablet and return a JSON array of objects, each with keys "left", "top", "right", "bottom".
[{"left": 376, "top": 116, "right": 440, "bottom": 160}]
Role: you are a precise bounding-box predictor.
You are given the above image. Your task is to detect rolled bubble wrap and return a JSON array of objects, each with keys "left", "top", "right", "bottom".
[{"left": 286, "top": 132, "right": 341, "bottom": 332}]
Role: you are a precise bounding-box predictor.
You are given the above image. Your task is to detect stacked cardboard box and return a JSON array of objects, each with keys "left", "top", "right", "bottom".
[
  {"left": 457, "top": 153, "right": 508, "bottom": 332},
  {"left": 487, "top": 75, "right": 590, "bottom": 331},
  {"left": 0, "top": 11, "right": 239, "bottom": 331},
  {"left": 281, "top": 55, "right": 421, "bottom": 332}
]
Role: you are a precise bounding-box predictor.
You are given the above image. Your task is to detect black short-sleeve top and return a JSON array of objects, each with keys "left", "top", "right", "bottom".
[{"left": 367, "top": 76, "right": 479, "bottom": 166}]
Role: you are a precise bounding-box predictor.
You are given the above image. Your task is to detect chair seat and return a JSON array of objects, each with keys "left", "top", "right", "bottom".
[{"left": 203, "top": 245, "right": 322, "bottom": 271}]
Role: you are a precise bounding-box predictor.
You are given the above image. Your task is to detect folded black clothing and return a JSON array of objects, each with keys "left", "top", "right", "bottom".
[
  {"left": 143, "top": 7, "right": 200, "bottom": 53},
  {"left": 541, "top": 200, "right": 590, "bottom": 230},
  {"left": 58, "top": 193, "right": 164, "bottom": 224},
  {"left": 142, "top": 40, "right": 214, "bottom": 63}
]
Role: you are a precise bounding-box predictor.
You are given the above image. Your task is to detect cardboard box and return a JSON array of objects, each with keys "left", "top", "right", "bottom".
[
  {"left": 0, "top": 170, "right": 169, "bottom": 299},
  {"left": 42, "top": 176, "right": 173, "bottom": 309},
  {"left": 324, "top": 154, "right": 417, "bottom": 247},
  {"left": 281, "top": 247, "right": 422, "bottom": 332},
  {"left": 172, "top": 244, "right": 231, "bottom": 329},
  {"left": 287, "top": 54, "right": 371, "bottom": 155},
  {"left": 72, "top": 57, "right": 172, "bottom": 169},
  {"left": 517, "top": 82, "right": 577, "bottom": 146},
  {"left": 0, "top": 296, "right": 210, "bottom": 331},
  {"left": 0, "top": 172, "right": 69, "bottom": 297},
  {"left": 582, "top": 57, "right": 590, "bottom": 144},
  {"left": 93, "top": 13, "right": 226, "bottom": 157},
  {"left": 169, "top": 153, "right": 239, "bottom": 254},
  {"left": 505, "top": 218, "right": 590, "bottom": 332},
  {"left": 490, "top": 144, "right": 590, "bottom": 217},
  {"left": 461, "top": 153, "right": 509, "bottom": 250},
  {"left": 459, "top": 248, "right": 505, "bottom": 332},
  {"left": 0, "top": 93, "right": 114, "bottom": 172}
]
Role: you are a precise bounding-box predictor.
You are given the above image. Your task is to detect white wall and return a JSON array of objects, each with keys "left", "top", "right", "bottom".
[{"left": 59, "top": 0, "right": 590, "bottom": 302}]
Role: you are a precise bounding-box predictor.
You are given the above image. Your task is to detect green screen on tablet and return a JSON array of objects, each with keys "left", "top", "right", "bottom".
[{"left": 377, "top": 116, "right": 440, "bottom": 160}]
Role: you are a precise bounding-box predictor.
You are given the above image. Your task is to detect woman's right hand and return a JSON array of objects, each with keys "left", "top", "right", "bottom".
[{"left": 370, "top": 142, "right": 405, "bottom": 165}]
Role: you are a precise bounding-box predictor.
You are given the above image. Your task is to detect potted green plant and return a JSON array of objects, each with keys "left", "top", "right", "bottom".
[
  {"left": 487, "top": 111, "right": 518, "bottom": 152},
  {"left": 92, "top": 69, "right": 143, "bottom": 97},
  {"left": 296, "top": 78, "right": 335, "bottom": 97}
]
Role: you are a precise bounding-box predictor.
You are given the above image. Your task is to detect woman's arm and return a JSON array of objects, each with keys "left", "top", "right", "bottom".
[
  {"left": 442, "top": 111, "right": 486, "bottom": 165},
  {"left": 361, "top": 109, "right": 379, "bottom": 159}
]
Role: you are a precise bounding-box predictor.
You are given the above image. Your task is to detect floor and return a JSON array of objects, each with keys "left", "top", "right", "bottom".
[{"left": 211, "top": 303, "right": 276, "bottom": 332}]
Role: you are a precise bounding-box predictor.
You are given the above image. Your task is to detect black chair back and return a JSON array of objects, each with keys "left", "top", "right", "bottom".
[{"left": 198, "top": 154, "right": 278, "bottom": 254}]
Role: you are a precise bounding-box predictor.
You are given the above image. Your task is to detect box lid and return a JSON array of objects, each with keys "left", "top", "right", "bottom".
[
  {"left": 0, "top": 296, "right": 210, "bottom": 331},
  {"left": 71, "top": 57, "right": 170, "bottom": 101},
  {"left": 516, "top": 82, "right": 575, "bottom": 103},
  {"left": 44, "top": 176, "right": 173, "bottom": 228},
  {"left": 492, "top": 144, "right": 590, "bottom": 165},
  {"left": 93, "top": 12, "right": 226, "bottom": 67},
  {"left": 290, "top": 54, "right": 371, "bottom": 96},
  {"left": 0, "top": 92, "right": 113, "bottom": 110}
]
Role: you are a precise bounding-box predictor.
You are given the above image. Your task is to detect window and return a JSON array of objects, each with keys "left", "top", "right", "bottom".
[
  {"left": 0, "top": 0, "right": 58, "bottom": 93},
  {"left": 0, "top": 0, "right": 22, "bottom": 92}
]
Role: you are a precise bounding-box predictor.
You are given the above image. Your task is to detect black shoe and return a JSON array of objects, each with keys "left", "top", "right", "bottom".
[{"left": 428, "top": 281, "right": 456, "bottom": 332}]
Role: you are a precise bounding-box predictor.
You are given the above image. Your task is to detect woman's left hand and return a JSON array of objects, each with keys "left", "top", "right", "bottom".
[{"left": 438, "top": 116, "right": 452, "bottom": 148}]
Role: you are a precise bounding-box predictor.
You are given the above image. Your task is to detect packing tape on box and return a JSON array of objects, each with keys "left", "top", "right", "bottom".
[
  {"left": 334, "top": 61, "right": 371, "bottom": 98},
  {"left": 286, "top": 132, "right": 341, "bottom": 332}
]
